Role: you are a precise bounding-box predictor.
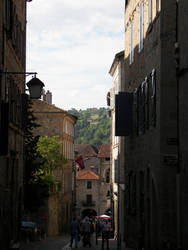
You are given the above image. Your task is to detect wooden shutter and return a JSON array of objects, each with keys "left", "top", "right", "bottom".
[{"left": 115, "top": 92, "right": 133, "bottom": 136}]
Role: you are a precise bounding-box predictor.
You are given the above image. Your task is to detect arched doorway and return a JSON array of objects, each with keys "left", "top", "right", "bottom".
[{"left": 81, "top": 209, "right": 97, "bottom": 218}]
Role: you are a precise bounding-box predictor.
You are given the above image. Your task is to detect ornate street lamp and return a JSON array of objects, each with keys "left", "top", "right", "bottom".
[
  {"left": 26, "top": 77, "right": 45, "bottom": 99},
  {"left": 0, "top": 71, "right": 45, "bottom": 99}
]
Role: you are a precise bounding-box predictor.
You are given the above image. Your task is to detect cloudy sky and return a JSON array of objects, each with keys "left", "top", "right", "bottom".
[{"left": 26, "top": 0, "right": 124, "bottom": 110}]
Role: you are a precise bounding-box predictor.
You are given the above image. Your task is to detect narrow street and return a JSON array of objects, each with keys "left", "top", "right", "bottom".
[{"left": 19, "top": 234, "right": 131, "bottom": 250}]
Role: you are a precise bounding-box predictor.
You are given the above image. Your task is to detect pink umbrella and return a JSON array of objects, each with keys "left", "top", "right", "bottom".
[{"left": 98, "top": 214, "right": 111, "bottom": 219}]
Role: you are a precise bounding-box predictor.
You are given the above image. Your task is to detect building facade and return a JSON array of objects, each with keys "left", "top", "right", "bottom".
[
  {"left": 116, "top": 0, "right": 185, "bottom": 249},
  {"left": 177, "top": 1, "right": 188, "bottom": 249},
  {"left": 75, "top": 144, "right": 111, "bottom": 218},
  {"left": 76, "top": 170, "right": 100, "bottom": 218},
  {"left": 32, "top": 98, "right": 77, "bottom": 235},
  {"left": 108, "top": 51, "right": 126, "bottom": 244},
  {"left": 0, "top": 1, "right": 27, "bottom": 249}
]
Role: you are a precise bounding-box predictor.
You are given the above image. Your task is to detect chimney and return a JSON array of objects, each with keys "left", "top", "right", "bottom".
[
  {"left": 46, "top": 90, "right": 52, "bottom": 104},
  {"left": 42, "top": 90, "right": 46, "bottom": 102}
]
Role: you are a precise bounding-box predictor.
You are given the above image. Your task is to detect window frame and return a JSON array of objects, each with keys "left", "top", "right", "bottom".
[
  {"left": 139, "top": 2, "right": 144, "bottom": 52},
  {"left": 86, "top": 194, "right": 92, "bottom": 204},
  {"left": 148, "top": 0, "right": 152, "bottom": 26},
  {"left": 129, "top": 20, "right": 134, "bottom": 64}
]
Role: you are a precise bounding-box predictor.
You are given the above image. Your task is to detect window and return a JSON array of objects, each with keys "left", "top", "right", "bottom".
[
  {"left": 106, "top": 169, "right": 110, "bottom": 183},
  {"left": 130, "top": 20, "right": 134, "bottom": 64},
  {"left": 148, "top": 0, "right": 152, "bottom": 26},
  {"left": 86, "top": 195, "right": 92, "bottom": 204},
  {"left": 134, "top": 69, "right": 156, "bottom": 135},
  {"left": 5, "top": 0, "right": 13, "bottom": 33},
  {"left": 150, "top": 69, "right": 156, "bottom": 126},
  {"left": 156, "top": 0, "right": 159, "bottom": 13},
  {"left": 87, "top": 181, "right": 92, "bottom": 189},
  {"left": 141, "top": 81, "right": 146, "bottom": 133},
  {"left": 114, "top": 159, "right": 119, "bottom": 183},
  {"left": 139, "top": 2, "right": 144, "bottom": 52}
]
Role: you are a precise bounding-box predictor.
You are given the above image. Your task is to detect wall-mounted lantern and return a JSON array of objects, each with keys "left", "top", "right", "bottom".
[{"left": 0, "top": 71, "right": 45, "bottom": 99}]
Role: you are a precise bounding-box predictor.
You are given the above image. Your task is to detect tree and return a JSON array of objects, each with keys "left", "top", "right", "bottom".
[
  {"left": 23, "top": 95, "right": 46, "bottom": 210},
  {"left": 68, "top": 107, "right": 110, "bottom": 145},
  {"left": 31, "top": 136, "right": 67, "bottom": 186}
]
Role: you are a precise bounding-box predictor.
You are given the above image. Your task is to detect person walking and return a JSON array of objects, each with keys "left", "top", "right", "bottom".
[
  {"left": 69, "top": 217, "right": 79, "bottom": 248},
  {"left": 95, "top": 219, "right": 101, "bottom": 245},
  {"left": 101, "top": 220, "right": 110, "bottom": 250},
  {"left": 81, "top": 217, "right": 92, "bottom": 247}
]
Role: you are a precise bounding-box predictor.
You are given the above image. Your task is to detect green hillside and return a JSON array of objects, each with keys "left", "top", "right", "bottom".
[{"left": 68, "top": 107, "right": 111, "bottom": 145}]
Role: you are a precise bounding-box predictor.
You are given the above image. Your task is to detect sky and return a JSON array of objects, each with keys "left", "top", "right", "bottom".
[{"left": 26, "top": 0, "right": 124, "bottom": 111}]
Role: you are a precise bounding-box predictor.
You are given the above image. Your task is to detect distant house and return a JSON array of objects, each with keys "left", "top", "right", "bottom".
[
  {"left": 32, "top": 96, "right": 77, "bottom": 236},
  {"left": 75, "top": 144, "right": 111, "bottom": 218},
  {"left": 76, "top": 170, "right": 99, "bottom": 217}
]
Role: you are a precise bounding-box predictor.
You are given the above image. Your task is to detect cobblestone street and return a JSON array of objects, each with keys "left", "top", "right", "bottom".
[
  {"left": 19, "top": 234, "right": 128, "bottom": 250},
  {"left": 19, "top": 233, "right": 136, "bottom": 250},
  {"left": 20, "top": 235, "right": 70, "bottom": 250}
]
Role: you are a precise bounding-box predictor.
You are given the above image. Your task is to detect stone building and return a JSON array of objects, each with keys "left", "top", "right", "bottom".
[
  {"left": 75, "top": 144, "right": 100, "bottom": 174},
  {"left": 112, "top": 0, "right": 188, "bottom": 249},
  {"left": 97, "top": 144, "right": 111, "bottom": 218},
  {"left": 0, "top": 1, "right": 27, "bottom": 249},
  {"left": 31, "top": 97, "right": 77, "bottom": 235},
  {"left": 176, "top": 1, "right": 188, "bottom": 249},
  {"left": 108, "top": 51, "right": 126, "bottom": 243},
  {"left": 76, "top": 170, "right": 100, "bottom": 218},
  {"left": 75, "top": 144, "right": 111, "bottom": 218}
]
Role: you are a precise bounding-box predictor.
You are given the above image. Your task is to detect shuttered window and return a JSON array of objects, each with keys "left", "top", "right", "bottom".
[
  {"left": 139, "top": 2, "right": 144, "bottom": 52},
  {"left": 148, "top": 0, "right": 152, "bottom": 25},
  {"left": 130, "top": 20, "right": 134, "bottom": 64}
]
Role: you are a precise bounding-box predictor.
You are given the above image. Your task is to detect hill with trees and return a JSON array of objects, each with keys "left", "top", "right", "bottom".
[{"left": 68, "top": 108, "right": 111, "bottom": 145}]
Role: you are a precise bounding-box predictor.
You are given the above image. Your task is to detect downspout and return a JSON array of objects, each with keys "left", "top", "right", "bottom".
[{"left": 175, "top": 0, "right": 182, "bottom": 249}]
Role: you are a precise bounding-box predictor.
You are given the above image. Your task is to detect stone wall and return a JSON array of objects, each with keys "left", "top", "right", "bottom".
[
  {"left": 123, "top": 0, "right": 178, "bottom": 249},
  {"left": 0, "top": 1, "right": 26, "bottom": 249},
  {"left": 31, "top": 99, "right": 76, "bottom": 235}
]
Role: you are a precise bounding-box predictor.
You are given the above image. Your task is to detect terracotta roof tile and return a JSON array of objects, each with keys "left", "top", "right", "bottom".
[
  {"left": 77, "top": 170, "right": 99, "bottom": 180},
  {"left": 75, "top": 144, "right": 98, "bottom": 158},
  {"left": 98, "top": 144, "right": 111, "bottom": 158}
]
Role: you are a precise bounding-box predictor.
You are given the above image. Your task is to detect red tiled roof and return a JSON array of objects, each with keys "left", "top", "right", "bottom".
[
  {"left": 77, "top": 170, "right": 99, "bottom": 180},
  {"left": 98, "top": 144, "right": 111, "bottom": 158},
  {"left": 75, "top": 144, "right": 98, "bottom": 158}
]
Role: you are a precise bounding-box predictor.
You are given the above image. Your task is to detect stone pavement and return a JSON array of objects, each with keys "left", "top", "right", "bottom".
[
  {"left": 62, "top": 235, "right": 134, "bottom": 250},
  {"left": 62, "top": 237, "right": 117, "bottom": 250},
  {"left": 20, "top": 234, "right": 70, "bottom": 250},
  {"left": 20, "top": 234, "right": 134, "bottom": 250}
]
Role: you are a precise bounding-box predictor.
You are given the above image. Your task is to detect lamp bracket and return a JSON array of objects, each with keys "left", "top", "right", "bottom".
[{"left": 0, "top": 71, "right": 37, "bottom": 77}]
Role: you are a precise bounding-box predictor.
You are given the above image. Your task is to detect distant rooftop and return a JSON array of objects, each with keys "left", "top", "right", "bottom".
[
  {"left": 98, "top": 144, "right": 111, "bottom": 158},
  {"left": 77, "top": 170, "right": 99, "bottom": 180}
]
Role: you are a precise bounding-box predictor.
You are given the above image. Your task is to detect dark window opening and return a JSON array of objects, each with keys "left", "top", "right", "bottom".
[
  {"left": 86, "top": 195, "right": 92, "bottom": 204},
  {"left": 87, "top": 181, "right": 92, "bottom": 189}
]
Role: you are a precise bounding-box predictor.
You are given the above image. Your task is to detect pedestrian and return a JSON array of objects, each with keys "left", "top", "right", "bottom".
[
  {"left": 101, "top": 220, "right": 110, "bottom": 250},
  {"left": 95, "top": 219, "right": 101, "bottom": 245},
  {"left": 81, "top": 217, "right": 92, "bottom": 247},
  {"left": 69, "top": 217, "right": 79, "bottom": 248}
]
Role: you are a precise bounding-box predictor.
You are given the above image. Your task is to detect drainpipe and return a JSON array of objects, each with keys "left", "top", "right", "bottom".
[
  {"left": 117, "top": 151, "right": 121, "bottom": 250},
  {"left": 175, "top": 0, "right": 182, "bottom": 249},
  {"left": 72, "top": 130, "right": 77, "bottom": 218}
]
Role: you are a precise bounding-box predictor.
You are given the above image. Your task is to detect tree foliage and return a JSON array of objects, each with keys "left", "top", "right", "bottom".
[
  {"left": 31, "top": 136, "right": 67, "bottom": 186},
  {"left": 23, "top": 96, "right": 48, "bottom": 210},
  {"left": 23, "top": 99, "right": 67, "bottom": 210},
  {"left": 68, "top": 107, "right": 110, "bottom": 145}
]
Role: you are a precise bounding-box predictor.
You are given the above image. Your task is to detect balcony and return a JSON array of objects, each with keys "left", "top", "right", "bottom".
[{"left": 82, "top": 200, "right": 96, "bottom": 207}]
